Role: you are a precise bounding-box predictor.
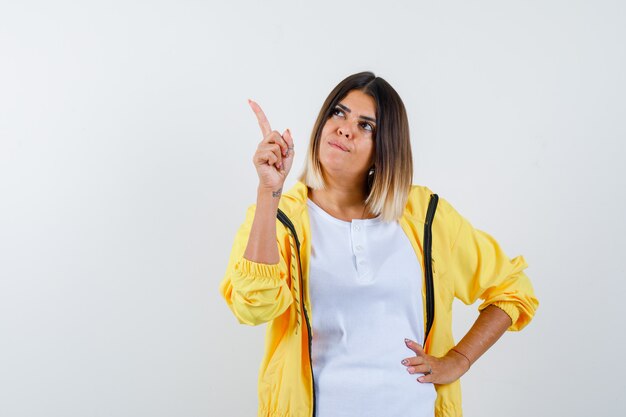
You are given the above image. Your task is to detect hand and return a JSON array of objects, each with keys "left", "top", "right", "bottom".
[
  {"left": 401, "top": 338, "right": 470, "bottom": 385},
  {"left": 248, "top": 99, "right": 295, "bottom": 191}
]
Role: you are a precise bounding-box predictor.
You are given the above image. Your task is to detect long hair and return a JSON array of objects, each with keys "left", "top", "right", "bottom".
[{"left": 299, "top": 71, "right": 413, "bottom": 221}]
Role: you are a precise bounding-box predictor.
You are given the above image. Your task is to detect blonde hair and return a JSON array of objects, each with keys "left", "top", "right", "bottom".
[{"left": 299, "top": 72, "right": 413, "bottom": 222}]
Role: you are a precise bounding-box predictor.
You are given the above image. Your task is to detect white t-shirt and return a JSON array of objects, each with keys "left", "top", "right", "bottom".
[{"left": 307, "top": 198, "right": 437, "bottom": 417}]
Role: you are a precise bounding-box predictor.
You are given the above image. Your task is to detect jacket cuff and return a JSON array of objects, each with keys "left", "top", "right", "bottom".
[
  {"left": 232, "top": 257, "right": 281, "bottom": 283},
  {"left": 232, "top": 257, "right": 281, "bottom": 291},
  {"left": 484, "top": 301, "right": 520, "bottom": 330}
]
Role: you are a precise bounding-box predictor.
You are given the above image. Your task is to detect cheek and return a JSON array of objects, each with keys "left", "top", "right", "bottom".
[
  {"left": 320, "top": 121, "right": 334, "bottom": 137},
  {"left": 318, "top": 123, "right": 335, "bottom": 151},
  {"left": 359, "top": 141, "right": 376, "bottom": 168},
  {"left": 361, "top": 139, "right": 375, "bottom": 159}
]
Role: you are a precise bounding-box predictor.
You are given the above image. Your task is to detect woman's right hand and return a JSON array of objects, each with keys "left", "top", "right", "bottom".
[{"left": 248, "top": 99, "right": 295, "bottom": 191}]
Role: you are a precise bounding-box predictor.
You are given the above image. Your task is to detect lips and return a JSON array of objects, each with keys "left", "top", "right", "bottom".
[{"left": 329, "top": 140, "right": 349, "bottom": 152}]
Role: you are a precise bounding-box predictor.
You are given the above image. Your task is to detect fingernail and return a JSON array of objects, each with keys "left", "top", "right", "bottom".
[
  {"left": 404, "top": 338, "right": 411, "bottom": 344},
  {"left": 417, "top": 377, "right": 424, "bottom": 383},
  {"left": 401, "top": 359, "right": 408, "bottom": 365},
  {"left": 407, "top": 367, "right": 415, "bottom": 373}
]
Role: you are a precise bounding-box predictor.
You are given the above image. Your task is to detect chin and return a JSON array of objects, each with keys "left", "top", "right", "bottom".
[{"left": 319, "top": 149, "right": 344, "bottom": 171}]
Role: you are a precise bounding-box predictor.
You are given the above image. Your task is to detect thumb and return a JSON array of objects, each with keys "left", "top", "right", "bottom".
[{"left": 404, "top": 338, "right": 425, "bottom": 356}]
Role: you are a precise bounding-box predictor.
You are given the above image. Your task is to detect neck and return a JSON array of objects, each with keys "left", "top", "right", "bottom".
[{"left": 308, "top": 173, "right": 375, "bottom": 221}]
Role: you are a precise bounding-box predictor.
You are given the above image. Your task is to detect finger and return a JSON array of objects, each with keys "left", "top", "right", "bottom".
[
  {"left": 283, "top": 129, "right": 295, "bottom": 157},
  {"left": 401, "top": 355, "right": 425, "bottom": 367},
  {"left": 258, "top": 143, "right": 283, "bottom": 167},
  {"left": 406, "top": 363, "right": 432, "bottom": 375},
  {"left": 265, "top": 130, "right": 289, "bottom": 156},
  {"left": 417, "top": 372, "right": 434, "bottom": 384},
  {"left": 255, "top": 150, "right": 279, "bottom": 167},
  {"left": 258, "top": 142, "right": 282, "bottom": 156},
  {"left": 404, "top": 338, "right": 426, "bottom": 356},
  {"left": 248, "top": 99, "right": 272, "bottom": 138},
  {"left": 283, "top": 129, "right": 294, "bottom": 147},
  {"left": 267, "top": 150, "right": 280, "bottom": 168}
]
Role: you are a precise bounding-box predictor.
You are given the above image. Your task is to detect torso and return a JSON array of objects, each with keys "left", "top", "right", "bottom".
[{"left": 307, "top": 197, "right": 437, "bottom": 417}]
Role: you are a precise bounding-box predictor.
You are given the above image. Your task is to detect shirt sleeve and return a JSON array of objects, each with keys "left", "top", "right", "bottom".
[
  {"left": 440, "top": 198, "right": 539, "bottom": 331},
  {"left": 218, "top": 205, "right": 294, "bottom": 326}
]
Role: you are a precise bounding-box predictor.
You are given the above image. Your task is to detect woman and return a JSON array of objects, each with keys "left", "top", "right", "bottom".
[{"left": 220, "top": 72, "right": 538, "bottom": 417}]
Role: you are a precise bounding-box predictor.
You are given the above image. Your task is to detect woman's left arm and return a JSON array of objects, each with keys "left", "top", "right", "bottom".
[
  {"left": 403, "top": 304, "right": 512, "bottom": 384},
  {"left": 402, "top": 197, "right": 539, "bottom": 384}
]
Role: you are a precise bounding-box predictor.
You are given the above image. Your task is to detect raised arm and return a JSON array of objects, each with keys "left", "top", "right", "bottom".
[
  {"left": 218, "top": 100, "right": 296, "bottom": 326},
  {"left": 243, "top": 99, "right": 295, "bottom": 264}
]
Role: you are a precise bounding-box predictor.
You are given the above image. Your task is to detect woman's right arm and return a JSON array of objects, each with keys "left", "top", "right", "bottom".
[
  {"left": 219, "top": 100, "right": 296, "bottom": 326},
  {"left": 242, "top": 186, "right": 282, "bottom": 264},
  {"left": 244, "top": 99, "right": 295, "bottom": 264}
]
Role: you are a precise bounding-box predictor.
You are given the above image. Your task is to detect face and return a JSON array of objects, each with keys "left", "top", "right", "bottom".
[{"left": 318, "top": 89, "right": 377, "bottom": 180}]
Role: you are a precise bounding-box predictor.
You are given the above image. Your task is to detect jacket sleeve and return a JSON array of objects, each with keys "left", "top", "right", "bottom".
[
  {"left": 218, "top": 204, "right": 294, "bottom": 326},
  {"left": 440, "top": 198, "right": 539, "bottom": 331}
]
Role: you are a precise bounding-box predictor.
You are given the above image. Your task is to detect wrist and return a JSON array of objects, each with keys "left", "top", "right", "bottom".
[
  {"left": 448, "top": 347, "right": 472, "bottom": 373},
  {"left": 258, "top": 184, "right": 284, "bottom": 197},
  {"left": 257, "top": 185, "right": 284, "bottom": 204}
]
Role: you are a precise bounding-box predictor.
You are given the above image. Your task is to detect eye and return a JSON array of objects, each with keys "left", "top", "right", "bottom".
[
  {"left": 331, "top": 107, "right": 345, "bottom": 117},
  {"left": 360, "top": 122, "right": 374, "bottom": 132}
]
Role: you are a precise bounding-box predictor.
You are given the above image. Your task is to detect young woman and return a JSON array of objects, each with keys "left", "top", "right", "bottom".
[{"left": 220, "top": 72, "right": 538, "bottom": 417}]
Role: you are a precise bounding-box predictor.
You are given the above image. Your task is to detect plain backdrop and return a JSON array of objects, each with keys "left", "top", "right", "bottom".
[{"left": 1, "top": 0, "right": 625, "bottom": 416}]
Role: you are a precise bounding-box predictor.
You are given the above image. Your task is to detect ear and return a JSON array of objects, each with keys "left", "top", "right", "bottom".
[{"left": 366, "top": 165, "right": 375, "bottom": 189}]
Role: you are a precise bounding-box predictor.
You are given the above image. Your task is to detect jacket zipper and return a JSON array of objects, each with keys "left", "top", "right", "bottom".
[
  {"left": 423, "top": 194, "right": 439, "bottom": 346},
  {"left": 277, "top": 209, "right": 317, "bottom": 417}
]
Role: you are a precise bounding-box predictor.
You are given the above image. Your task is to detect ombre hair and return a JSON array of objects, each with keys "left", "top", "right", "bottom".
[{"left": 299, "top": 71, "right": 413, "bottom": 222}]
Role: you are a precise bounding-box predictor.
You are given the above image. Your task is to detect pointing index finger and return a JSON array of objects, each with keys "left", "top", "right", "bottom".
[{"left": 248, "top": 99, "right": 272, "bottom": 138}]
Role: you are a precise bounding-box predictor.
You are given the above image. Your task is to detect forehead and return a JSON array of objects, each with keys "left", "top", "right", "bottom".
[{"left": 339, "top": 90, "right": 377, "bottom": 117}]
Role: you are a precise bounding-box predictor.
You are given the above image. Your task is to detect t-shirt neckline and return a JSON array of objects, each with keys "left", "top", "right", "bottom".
[{"left": 306, "top": 198, "right": 383, "bottom": 227}]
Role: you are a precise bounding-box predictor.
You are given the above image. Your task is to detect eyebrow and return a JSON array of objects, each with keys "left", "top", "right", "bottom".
[{"left": 336, "top": 103, "right": 376, "bottom": 123}]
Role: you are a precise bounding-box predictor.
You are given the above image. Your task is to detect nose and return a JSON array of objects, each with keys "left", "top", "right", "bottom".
[{"left": 337, "top": 123, "right": 352, "bottom": 139}]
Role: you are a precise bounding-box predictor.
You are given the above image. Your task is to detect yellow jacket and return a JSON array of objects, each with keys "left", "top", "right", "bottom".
[{"left": 220, "top": 181, "right": 538, "bottom": 417}]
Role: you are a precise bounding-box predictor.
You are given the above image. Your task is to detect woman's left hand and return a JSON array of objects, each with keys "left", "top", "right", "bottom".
[{"left": 401, "top": 338, "right": 470, "bottom": 385}]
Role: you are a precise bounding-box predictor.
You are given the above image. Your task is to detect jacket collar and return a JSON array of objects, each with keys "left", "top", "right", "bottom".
[{"left": 284, "top": 180, "right": 309, "bottom": 204}]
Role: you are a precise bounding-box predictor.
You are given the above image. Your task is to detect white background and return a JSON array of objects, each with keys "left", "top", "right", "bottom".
[{"left": 1, "top": 0, "right": 625, "bottom": 416}]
